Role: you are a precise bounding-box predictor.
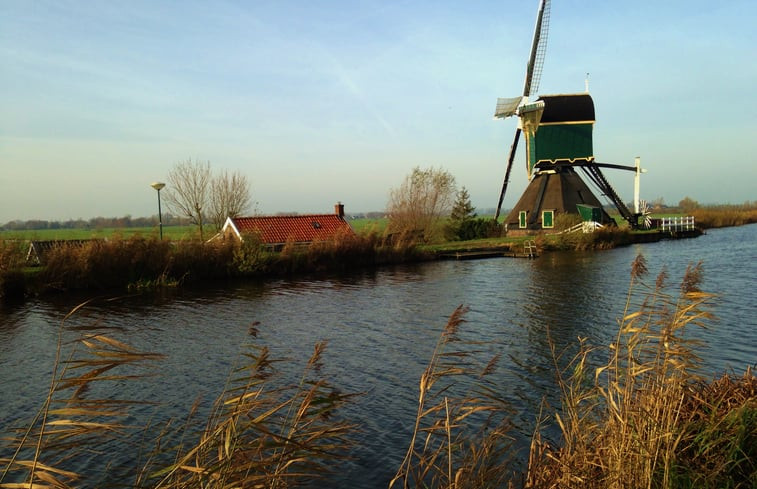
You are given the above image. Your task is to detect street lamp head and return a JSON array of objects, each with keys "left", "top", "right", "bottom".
[{"left": 151, "top": 182, "right": 166, "bottom": 191}]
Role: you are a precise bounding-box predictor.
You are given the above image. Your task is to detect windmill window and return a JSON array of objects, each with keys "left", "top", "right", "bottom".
[
  {"left": 518, "top": 211, "right": 527, "bottom": 229},
  {"left": 312, "top": 221, "right": 321, "bottom": 229},
  {"left": 542, "top": 210, "right": 554, "bottom": 228}
]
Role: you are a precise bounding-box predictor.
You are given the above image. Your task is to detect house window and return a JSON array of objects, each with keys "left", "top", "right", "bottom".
[
  {"left": 542, "top": 210, "right": 554, "bottom": 228},
  {"left": 518, "top": 211, "right": 527, "bottom": 229},
  {"left": 312, "top": 221, "right": 321, "bottom": 229}
]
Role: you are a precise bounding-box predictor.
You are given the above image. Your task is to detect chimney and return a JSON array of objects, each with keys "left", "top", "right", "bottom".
[{"left": 334, "top": 202, "right": 345, "bottom": 219}]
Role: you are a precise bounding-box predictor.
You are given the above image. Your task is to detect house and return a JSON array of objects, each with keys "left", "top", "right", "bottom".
[{"left": 220, "top": 203, "right": 355, "bottom": 250}]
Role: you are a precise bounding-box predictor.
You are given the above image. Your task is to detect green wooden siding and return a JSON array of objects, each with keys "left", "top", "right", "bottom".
[{"left": 530, "top": 123, "right": 593, "bottom": 165}]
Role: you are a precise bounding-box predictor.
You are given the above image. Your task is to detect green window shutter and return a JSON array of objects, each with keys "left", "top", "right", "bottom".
[
  {"left": 519, "top": 211, "right": 527, "bottom": 228},
  {"left": 542, "top": 210, "right": 554, "bottom": 228}
]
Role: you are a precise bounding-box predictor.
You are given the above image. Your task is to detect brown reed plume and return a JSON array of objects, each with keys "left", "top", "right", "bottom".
[
  {"left": 0, "top": 300, "right": 164, "bottom": 488},
  {"left": 524, "top": 255, "right": 756, "bottom": 489},
  {"left": 390, "top": 305, "right": 516, "bottom": 489},
  {"left": 141, "top": 340, "right": 356, "bottom": 489}
]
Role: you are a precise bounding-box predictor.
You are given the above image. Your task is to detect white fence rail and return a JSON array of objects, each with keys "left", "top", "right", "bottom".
[
  {"left": 661, "top": 216, "right": 695, "bottom": 232},
  {"left": 561, "top": 221, "right": 604, "bottom": 234}
]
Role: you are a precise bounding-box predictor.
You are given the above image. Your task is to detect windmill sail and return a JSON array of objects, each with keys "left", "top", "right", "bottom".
[
  {"left": 524, "top": 0, "right": 550, "bottom": 98},
  {"left": 494, "top": 0, "right": 551, "bottom": 220},
  {"left": 494, "top": 96, "right": 524, "bottom": 118}
]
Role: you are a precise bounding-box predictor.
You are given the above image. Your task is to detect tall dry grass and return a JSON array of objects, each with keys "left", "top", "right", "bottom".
[
  {"left": 691, "top": 205, "right": 757, "bottom": 229},
  {"left": 0, "top": 239, "right": 27, "bottom": 298},
  {"left": 38, "top": 237, "right": 239, "bottom": 292},
  {"left": 30, "top": 233, "right": 422, "bottom": 294},
  {"left": 0, "top": 301, "right": 165, "bottom": 488},
  {"left": 534, "top": 226, "right": 633, "bottom": 252},
  {"left": 0, "top": 304, "right": 356, "bottom": 489},
  {"left": 389, "top": 305, "right": 517, "bottom": 489},
  {"left": 393, "top": 256, "right": 755, "bottom": 488},
  {"left": 523, "top": 256, "right": 756, "bottom": 489},
  {"left": 139, "top": 339, "right": 356, "bottom": 488}
]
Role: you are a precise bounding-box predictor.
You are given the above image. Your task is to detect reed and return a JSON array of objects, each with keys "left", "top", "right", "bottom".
[
  {"left": 140, "top": 340, "right": 356, "bottom": 488},
  {"left": 691, "top": 206, "right": 757, "bottom": 229},
  {"left": 0, "top": 301, "right": 165, "bottom": 488},
  {"left": 389, "top": 305, "right": 517, "bottom": 489},
  {"left": 0, "top": 239, "right": 27, "bottom": 298},
  {"left": 523, "top": 256, "right": 756, "bottom": 489},
  {"left": 537, "top": 226, "right": 633, "bottom": 252},
  {"left": 268, "top": 230, "right": 426, "bottom": 275},
  {"left": 28, "top": 233, "right": 421, "bottom": 295},
  {"left": 395, "top": 255, "right": 755, "bottom": 488},
  {"left": 0, "top": 303, "right": 356, "bottom": 489}
]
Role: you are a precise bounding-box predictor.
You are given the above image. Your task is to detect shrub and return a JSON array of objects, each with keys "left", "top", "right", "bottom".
[{"left": 456, "top": 217, "right": 503, "bottom": 240}]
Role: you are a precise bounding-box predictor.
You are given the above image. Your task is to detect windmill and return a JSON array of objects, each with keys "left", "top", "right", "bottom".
[
  {"left": 493, "top": 0, "right": 642, "bottom": 231},
  {"left": 638, "top": 199, "right": 653, "bottom": 229}
]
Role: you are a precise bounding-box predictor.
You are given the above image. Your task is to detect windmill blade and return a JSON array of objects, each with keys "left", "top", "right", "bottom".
[
  {"left": 494, "top": 0, "right": 550, "bottom": 220},
  {"left": 523, "top": 0, "right": 551, "bottom": 97},
  {"left": 494, "top": 128, "right": 521, "bottom": 221},
  {"left": 640, "top": 199, "right": 653, "bottom": 229}
]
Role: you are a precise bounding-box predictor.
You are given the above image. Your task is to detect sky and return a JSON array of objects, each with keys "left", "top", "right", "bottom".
[{"left": 1, "top": 0, "right": 756, "bottom": 222}]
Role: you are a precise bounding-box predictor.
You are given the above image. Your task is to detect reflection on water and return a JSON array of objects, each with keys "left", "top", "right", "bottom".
[{"left": 1, "top": 225, "right": 755, "bottom": 488}]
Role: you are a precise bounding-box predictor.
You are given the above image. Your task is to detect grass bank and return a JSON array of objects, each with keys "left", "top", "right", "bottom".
[
  {"left": 1, "top": 257, "right": 754, "bottom": 488},
  {"left": 0, "top": 232, "right": 427, "bottom": 298},
  {"left": 5, "top": 204, "right": 753, "bottom": 300}
]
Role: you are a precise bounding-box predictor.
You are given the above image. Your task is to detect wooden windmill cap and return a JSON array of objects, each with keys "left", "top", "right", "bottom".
[{"left": 537, "top": 94, "right": 595, "bottom": 123}]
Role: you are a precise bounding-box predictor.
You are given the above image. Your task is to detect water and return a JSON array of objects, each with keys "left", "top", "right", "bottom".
[{"left": 1, "top": 224, "right": 756, "bottom": 487}]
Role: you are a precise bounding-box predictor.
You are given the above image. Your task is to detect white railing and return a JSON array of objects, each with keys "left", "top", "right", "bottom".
[
  {"left": 661, "top": 216, "right": 695, "bottom": 232},
  {"left": 561, "top": 221, "right": 604, "bottom": 234}
]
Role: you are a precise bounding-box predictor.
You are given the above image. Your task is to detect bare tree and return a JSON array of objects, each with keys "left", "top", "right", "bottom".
[
  {"left": 387, "top": 166, "right": 456, "bottom": 243},
  {"left": 164, "top": 159, "right": 211, "bottom": 240},
  {"left": 209, "top": 169, "right": 254, "bottom": 231}
]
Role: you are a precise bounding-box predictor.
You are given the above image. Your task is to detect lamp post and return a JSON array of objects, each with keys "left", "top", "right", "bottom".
[{"left": 150, "top": 182, "right": 166, "bottom": 239}]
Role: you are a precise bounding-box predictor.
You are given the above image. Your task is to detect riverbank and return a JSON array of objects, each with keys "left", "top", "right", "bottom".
[
  {"left": 0, "top": 224, "right": 710, "bottom": 302},
  {"left": 0, "top": 233, "right": 435, "bottom": 301},
  {"left": 425, "top": 225, "right": 704, "bottom": 259}
]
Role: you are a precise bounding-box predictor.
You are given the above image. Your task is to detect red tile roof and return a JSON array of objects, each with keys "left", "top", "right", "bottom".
[{"left": 226, "top": 214, "right": 354, "bottom": 245}]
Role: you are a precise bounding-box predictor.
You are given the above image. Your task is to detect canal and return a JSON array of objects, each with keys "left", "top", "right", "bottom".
[{"left": 1, "top": 224, "right": 755, "bottom": 487}]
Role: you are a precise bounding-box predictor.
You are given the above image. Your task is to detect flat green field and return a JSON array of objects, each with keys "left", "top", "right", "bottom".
[
  {"left": 347, "top": 217, "right": 388, "bottom": 234},
  {"left": 0, "top": 219, "right": 388, "bottom": 242},
  {"left": 0, "top": 226, "right": 200, "bottom": 241}
]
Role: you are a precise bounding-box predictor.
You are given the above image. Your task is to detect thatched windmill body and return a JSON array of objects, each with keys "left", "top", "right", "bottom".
[{"left": 494, "top": 0, "right": 641, "bottom": 231}]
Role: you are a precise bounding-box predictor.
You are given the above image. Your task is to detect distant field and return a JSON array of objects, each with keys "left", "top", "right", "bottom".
[
  {"left": 0, "top": 220, "right": 388, "bottom": 242},
  {"left": 347, "top": 217, "right": 388, "bottom": 234},
  {"left": 0, "top": 226, "right": 200, "bottom": 241},
  {"left": 0, "top": 212, "right": 690, "bottom": 242}
]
